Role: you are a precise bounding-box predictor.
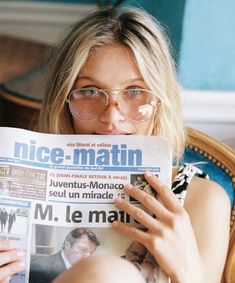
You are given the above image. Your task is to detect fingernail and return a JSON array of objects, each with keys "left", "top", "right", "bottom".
[
  {"left": 145, "top": 172, "right": 152, "bottom": 177},
  {"left": 124, "top": 184, "right": 132, "bottom": 192},
  {"left": 114, "top": 197, "right": 123, "bottom": 204},
  {"left": 17, "top": 261, "right": 25, "bottom": 269},
  {"left": 17, "top": 250, "right": 24, "bottom": 258},
  {"left": 8, "top": 241, "right": 15, "bottom": 248},
  {"left": 112, "top": 221, "right": 119, "bottom": 228}
]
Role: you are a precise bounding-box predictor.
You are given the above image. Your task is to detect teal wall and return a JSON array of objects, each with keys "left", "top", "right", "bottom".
[
  {"left": 125, "top": 0, "right": 185, "bottom": 64},
  {"left": 178, "top": 0, "right": 235, "bottom": 90}
]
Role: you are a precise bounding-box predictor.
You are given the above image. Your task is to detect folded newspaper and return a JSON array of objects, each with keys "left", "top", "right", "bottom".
[{"left": 0, "top": 127, "right": 172, "bottom": 283}]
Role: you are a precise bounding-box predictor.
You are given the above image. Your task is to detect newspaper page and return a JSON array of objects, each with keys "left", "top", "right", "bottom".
[{"left": 0, "top": 127, "right": 172, "bottom": 283}]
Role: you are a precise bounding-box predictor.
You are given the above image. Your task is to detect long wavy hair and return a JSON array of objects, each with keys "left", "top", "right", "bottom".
[{"left": 38, "top": 7, "right": 186, "bottom": 162}]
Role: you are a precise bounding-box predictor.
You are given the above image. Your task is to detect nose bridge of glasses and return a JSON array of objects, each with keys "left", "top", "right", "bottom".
[
  {"left": 100, "top": 90, "right": 126, "bottom": 121},
  {"left": 105, "top": 90, "right": 121, "bottom": 105}
]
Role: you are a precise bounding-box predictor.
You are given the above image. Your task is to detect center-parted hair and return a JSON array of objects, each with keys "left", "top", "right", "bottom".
[
  {"left": 39, "top": 7, "right": 186, "bottom": 163},
  {"left": 63, "top": 228, "right": 100, "bottom": 249}
]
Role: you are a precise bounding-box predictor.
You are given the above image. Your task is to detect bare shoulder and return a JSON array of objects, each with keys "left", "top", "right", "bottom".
[
  {"left": 184, "top": 176, "right": 231, "bottom": 222},
  {"left": 183, "top": 177, "right": 231, "bottom": 281}
]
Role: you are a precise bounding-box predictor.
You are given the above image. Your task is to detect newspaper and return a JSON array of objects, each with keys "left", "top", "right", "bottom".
[{"left": 0, "top": 127, "right": 172, "bottom": 283}]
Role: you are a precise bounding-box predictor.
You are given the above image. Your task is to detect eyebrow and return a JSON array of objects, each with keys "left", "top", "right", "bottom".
[{"left": 76, "top": 76, "right": 145, "bottom": 83}]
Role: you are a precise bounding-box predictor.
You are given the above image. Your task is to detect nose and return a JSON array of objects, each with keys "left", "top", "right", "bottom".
[{"left": 99, "top": 92, "right": 126, "bottom": 123}]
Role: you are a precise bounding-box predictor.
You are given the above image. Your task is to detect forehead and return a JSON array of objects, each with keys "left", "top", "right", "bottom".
[
  {"left": 77, "top": 43, "right": 144, "bottom": 86},
  {"left": 73, "top": 234, "right": 88, "bottom": 243}
]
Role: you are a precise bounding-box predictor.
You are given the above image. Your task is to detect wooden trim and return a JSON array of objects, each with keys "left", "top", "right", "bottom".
[
  {"left": 0, "top": 91, "right": 41, "bottom": 110},
  {"left": 224, "top": 223, "right": 235, "bottom": 283}
]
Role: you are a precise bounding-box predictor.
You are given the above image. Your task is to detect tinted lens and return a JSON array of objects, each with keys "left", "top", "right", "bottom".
[
  {"left": 118, "top": 90, "right": 155, "bottom": 121},
  {"left": 69, "top": 89, "right": 106, "bottom": 120}
]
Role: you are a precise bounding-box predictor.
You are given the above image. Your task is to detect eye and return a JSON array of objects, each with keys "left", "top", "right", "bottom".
[
  {"left": 126, "top": 89, "right": 145, "bottom": 96},
  {"left": 78, "top": 88, "right": 100, "bottom": 97}
]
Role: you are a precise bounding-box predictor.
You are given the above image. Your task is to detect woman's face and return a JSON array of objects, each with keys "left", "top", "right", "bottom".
[{"left": 71, "top": 43, "right": 156, "bottom": 135}]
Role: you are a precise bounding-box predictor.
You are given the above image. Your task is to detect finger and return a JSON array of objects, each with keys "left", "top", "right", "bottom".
[
  {"left": 0, "top": 249, "right": 24, "bottom": 267},
  {"left": 123, "top": 185, "right": 171, "bottom": 222},
  {"left": 0, "top": 260, "right": 25, "bottom": 281},
  {"left": 0, "top": 241, "right": 15, "bottom": 252},
  {"left": 0, "top": 277, "right": 11, "bottom": 283},
  {"left": 112, "top": 220, "right": 151, "bottom": 247},
  {"left": 144, "top": 172, "right": 181, "bottom": 212},
  {"left": 114, "top": 197, "right": 162, "bottom": 233}
]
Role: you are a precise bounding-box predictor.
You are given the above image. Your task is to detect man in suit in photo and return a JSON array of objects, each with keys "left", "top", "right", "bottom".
[
  {"left": 0, "top": 208, "right": 8, "bottom": 233},
  {"left": 29, "top": 228, "right": 100, "bottom": 283},
  {"left": 7, "top": 210, "right": 16, "bottom": 234}
]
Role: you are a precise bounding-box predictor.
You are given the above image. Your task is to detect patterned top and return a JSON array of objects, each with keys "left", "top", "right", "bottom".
[{"left": 172, "top": 163, "right": 209, "bottom": 205}]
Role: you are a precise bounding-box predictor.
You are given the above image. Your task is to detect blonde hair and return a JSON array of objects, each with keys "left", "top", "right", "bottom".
[{"left": 38, "top": 7, "right": 186, "bottom": 162}]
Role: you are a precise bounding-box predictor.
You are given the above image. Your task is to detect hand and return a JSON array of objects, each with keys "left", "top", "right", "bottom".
[
  {"left": 138, "top": 261, "right": 154, "bottom": 282},
  {"left": 0, "top": 240, "right": 25, "bottom": 283},
  {"left": 112, "top": 172, "right": 204, "bottom": 283}
]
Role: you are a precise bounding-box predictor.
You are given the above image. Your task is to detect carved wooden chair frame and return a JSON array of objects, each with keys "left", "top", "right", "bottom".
[{"left": 186, "top": 127, "right": 235, "bottom": 283}]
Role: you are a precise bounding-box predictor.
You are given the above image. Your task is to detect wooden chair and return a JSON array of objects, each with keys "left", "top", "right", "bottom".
[{"left": 184, "top": 127, "right": 235, "bottom": 283}]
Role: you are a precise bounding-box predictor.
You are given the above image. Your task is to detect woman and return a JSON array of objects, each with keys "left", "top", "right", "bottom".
[{"left": 0, "top": 7, "right": 230, "bottom": 283}]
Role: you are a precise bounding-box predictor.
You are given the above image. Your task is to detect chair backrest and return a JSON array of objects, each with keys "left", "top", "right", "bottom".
[{"left": 183, "top": 127, "right": 235, "bottom": 283}]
